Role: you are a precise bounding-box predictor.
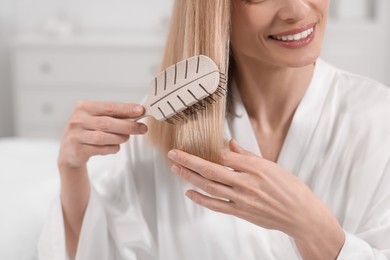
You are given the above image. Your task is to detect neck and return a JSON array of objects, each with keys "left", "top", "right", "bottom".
[
  {"left": 233, "top": 57, "right": 315, "bottom": 133},
  {"left": 232, "top": 55, "right": 315, "bottom": 162}
]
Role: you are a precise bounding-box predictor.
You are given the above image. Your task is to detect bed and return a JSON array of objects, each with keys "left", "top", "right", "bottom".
[{"left": 0, "top": 138, "right": 117, "bottom": 260}]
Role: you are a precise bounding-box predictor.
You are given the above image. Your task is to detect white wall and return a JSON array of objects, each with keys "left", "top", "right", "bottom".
[{"left": 321, "top": 0, "right": 390, "bottom": 86}]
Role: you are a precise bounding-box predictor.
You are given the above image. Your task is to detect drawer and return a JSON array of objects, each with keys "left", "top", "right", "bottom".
[
  {"left": 12, "top": 47, "right": 162, "bottom": 89},
  {"left": 14, "top": 89, "right": 147, "bottom": 137}
]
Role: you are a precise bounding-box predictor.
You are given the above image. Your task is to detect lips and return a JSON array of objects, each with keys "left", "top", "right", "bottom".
[
  {"left": 270, "top": 27, "right": 314, "bottom": 42},
  {"left": 268, "top": 23, "right": 316, "bottom": 48}
]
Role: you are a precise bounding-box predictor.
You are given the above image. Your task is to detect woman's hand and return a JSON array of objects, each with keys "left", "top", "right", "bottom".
[
  {"left": 58, "top": 101, "right": 148, "bottom": 170},
  {"left": 168, "top": 139, "right": 345, "bottom": 259},
  {"left": 58, "top": 100, "right": 147, "bottom": 258}
]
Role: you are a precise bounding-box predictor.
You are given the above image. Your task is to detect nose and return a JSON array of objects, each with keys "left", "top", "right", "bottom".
[{"left": 277, "top": 0, "right": 311, "bottom": 23}]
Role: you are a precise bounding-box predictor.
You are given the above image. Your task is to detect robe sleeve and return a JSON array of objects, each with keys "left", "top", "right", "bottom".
[
  {"left": 38, "top": 138, "right": 158, "bottom": 260},
  {"left": 337, "top": 183, "right": 390, "bottom": 258},
  {"left": 337, "top": 141, "right": 390, "bottom": 259},
  {"left": 337, "top": 231, "right": 390, "bottom": 259}
]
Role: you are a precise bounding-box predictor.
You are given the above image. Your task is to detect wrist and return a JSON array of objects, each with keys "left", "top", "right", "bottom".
[
  {"left": 292, "top": 211, "right": 345, "bottom": 260},
  {"left": 59, "top": 163, "right": 90, "bottom": 207},
  {"left": 58, "top": 156, "right": 87, "bottom": 174},
  {"left": 58, "top": 162, "right": 89, "bottom": 188}
]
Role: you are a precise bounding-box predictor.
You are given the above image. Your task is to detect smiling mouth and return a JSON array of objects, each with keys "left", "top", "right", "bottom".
[{"left": 269, "top": 26, "right": 315, "bottom": 42}]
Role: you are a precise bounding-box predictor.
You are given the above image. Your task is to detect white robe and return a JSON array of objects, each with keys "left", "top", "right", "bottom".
[{"left": 38, "top": 59, "right": 390, "bottom": 259}]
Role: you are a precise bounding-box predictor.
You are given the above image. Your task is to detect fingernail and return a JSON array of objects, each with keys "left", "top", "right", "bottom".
[
  {"left": 185, "top": 190, "right": 193, "bottom": 199},
  {"left": 171, "top": 164, "right": 180, "bottom": 175},
  {"left": 139, "top": 124, "right": 148, "bottom": 134},
  {"left": 133, "top": 105, "right": 143, "bottom": 114},
  {"left": 167, "top": 150, "right": 177, "bottom": 160}
]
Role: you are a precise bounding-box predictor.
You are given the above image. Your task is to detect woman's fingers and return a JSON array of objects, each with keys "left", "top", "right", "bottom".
[
  {"left": 79, "top": 130, "right": 130, "bottom": 146},
  {"left": 185, "top": 190, "right": 234, "bottom": 215},
  {"left": 59, "top": 101, "right": 147, "bottom": 169},
  {"left": 172, "top": 164, "right": 238, "bottom": 202},
  {"left": 221, "top": 150, "right": 266, "bottom": 175},
  {"left": 80, "top": 144, "right": 121, "bottom": 157},
  {"left": 228, "top": 139, "right": 256, "bottom": 156},
  {"left": 168, "top": 149, "right": 239, "bottom": 187},
  {"left": 82, "top": 116, "right": 148, "bottom": 135},
  {"left": 74, "top": 100, "right": 145, "bottom": 118}
]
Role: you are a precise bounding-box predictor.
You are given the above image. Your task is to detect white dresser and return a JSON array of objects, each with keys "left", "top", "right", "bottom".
[{"left": 11, "top": 34, "right": 164, "bottom": 138}]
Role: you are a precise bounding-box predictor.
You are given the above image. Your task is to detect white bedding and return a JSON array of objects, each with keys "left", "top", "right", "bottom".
[{"left": 0, "top": 138, "right": 117, "bottom": 260}]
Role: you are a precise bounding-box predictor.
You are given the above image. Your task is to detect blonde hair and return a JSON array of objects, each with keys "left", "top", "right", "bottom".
[{"left": 147, "top": 0, "right": 231, "bottom": 163}]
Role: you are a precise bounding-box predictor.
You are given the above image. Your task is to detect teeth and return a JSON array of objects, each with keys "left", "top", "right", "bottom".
[{"left": 274, "top": 27, "right": 314, "bottom": 42}]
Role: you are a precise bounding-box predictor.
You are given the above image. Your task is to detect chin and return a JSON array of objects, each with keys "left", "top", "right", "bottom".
[
  {"left": 284, "top": 57, "right": 318, "bottom": 68},
  {"left": 275, "top": 50, "right": 321, "bottom": 68}
]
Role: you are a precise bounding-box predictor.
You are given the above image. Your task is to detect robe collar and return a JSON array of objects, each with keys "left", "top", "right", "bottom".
[{"left": 226, "top": 59, "right": 334, "bottom": 173}]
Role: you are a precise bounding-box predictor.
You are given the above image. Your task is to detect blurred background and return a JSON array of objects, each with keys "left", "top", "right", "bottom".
[
  {"left": 0, "top": 1, "right": 389, "bottom": 259},
  {"left": 0, "top": 0, "right": 389, "bottom": 138}
]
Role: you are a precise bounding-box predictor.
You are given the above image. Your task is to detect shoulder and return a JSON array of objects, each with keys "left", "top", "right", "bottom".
[
  {"left": 316, "top": 60, "right": 390, "bottom": 158},
  {"left": 320, "top": 59, "right": 390, "bottom": 123},
  {"left": 320, "top": 59, "right": 390, "bottom": 100},
  {"left": 316, "top": 62, "right": 390, "bottom": 189}
]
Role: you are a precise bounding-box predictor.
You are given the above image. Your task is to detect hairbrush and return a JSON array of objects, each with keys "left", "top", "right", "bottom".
[{"left": 134, "top": 55, "right": 226, "bottom": 124}]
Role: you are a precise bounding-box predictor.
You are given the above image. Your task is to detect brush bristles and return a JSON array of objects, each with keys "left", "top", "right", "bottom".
[{"left": 165, "top": 74, "right": 227, "bottom": 125}]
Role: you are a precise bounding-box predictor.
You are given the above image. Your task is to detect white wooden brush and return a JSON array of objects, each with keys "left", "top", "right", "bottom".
[{"left": 134, "top": 55, "right": 226, "bottom": 124}]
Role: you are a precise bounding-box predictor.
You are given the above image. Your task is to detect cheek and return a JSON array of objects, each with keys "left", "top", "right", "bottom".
[
  {"left": 231, "top": 6, "right": 270, "bottom": 52},
  {"left": 322, "top": 0, "right": 331, "bottom": 11},
  {"left": 232, "top": 4, "right": 270, "bottom": 34},
  {"left": 316, "top": 0, "right": 330, "bottom": 19}
]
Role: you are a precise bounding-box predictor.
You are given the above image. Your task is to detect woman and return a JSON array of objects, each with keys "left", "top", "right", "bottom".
[{"left": 39, "top": 0, "right": 390, "bottom": 259}]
